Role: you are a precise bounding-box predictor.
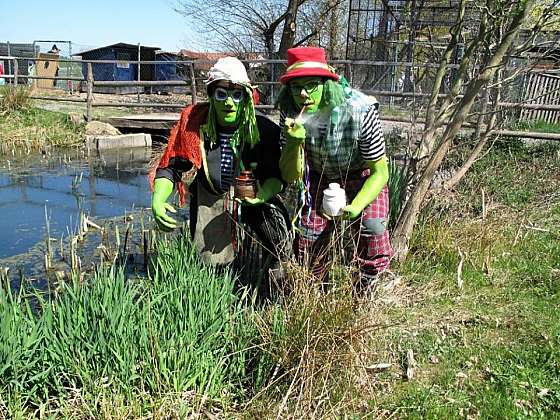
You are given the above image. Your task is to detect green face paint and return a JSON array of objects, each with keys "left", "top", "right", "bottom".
[
  {"left": 289, "top": 77, "right": 324, "bottom": 114},
  {"left": 211, "top": 84, "right": 246, "bottom": 127}
]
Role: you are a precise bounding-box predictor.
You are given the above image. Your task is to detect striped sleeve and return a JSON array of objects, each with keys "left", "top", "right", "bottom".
[
  {"left": 358, "top": 105, "right": 385, "bottom": 161},
  {"left": 279, "top": 110, "right": 287, "bottom": 148}
]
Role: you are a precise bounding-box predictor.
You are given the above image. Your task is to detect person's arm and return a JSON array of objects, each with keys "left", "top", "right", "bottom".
[
  {"left": 279, "top": 117, "right": 306, "bottom": 183},
  {"left": 243, "top": 177, "right": 284, "bottom": 205},
  {"left": 342, "top": 157, "right": 388, "bottom": 219},
  {"left": 151, "top": 177, "right": 177, "bottom": 231},
  {"left": 242, "top": 115, "right": 285, "bottom": 205},
  {"left": 343, "top": 103, "right": 388, "bottom": 219}
]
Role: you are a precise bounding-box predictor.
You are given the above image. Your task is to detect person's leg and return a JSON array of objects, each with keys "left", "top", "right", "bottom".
[
  {"left": 294, "top": 206, "right": 334, "bottom": 282},
  {"left": 353, "top": 185, "right": 393, "bottom": 283}
]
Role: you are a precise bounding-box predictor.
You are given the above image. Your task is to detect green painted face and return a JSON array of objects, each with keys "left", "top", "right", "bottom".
[
  {"left": 211, "top": 83, "right": 246, "bottom": 127},
  {"left": 289, "top": 77, "right": 324, "bottom": 114}
]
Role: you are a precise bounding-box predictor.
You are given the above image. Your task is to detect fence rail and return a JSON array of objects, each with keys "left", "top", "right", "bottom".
[{"left": 1, "top": 55, "right": 559, "bottom": 128}]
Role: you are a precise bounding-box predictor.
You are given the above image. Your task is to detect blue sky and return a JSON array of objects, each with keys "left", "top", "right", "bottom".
[{"left": 0, "top": 0, "right": 204, "bottom": 54}]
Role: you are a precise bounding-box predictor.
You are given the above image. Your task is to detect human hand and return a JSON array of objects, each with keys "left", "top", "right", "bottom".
[
  {"left": 152, "top": 201, "right": 178, "bottom": 231},
  {"left": 152, "top": 177, "right": 178, "bottom": 232},
  {"left": 240, "top": 196, "right": 265, "bottom": 206},
  {"left": 342, "top": 203, "right": 362, "bottom": 220},
  {"left": 284, "top": 117, "right": 306, "bottom": 144},
  {"left": 236, "top": 178, "right": 282, "bottom": 206}
]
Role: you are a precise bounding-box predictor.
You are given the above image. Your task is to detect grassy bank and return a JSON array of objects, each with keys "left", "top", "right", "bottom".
[
  {"left": 0, "top": 86, "right": 84, "bottom": 153},
  {"left": 1, "top": 139, "right": 558, "bottom": 418},
  {"left": 363, "top": 139, "right": 560, "bottom": 418},
  {"left": 0, "top": 107, "right": 84, "bottom": 153}
]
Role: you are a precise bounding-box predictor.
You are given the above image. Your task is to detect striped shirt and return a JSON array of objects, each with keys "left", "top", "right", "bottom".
[
  {"left": 219, "top": 131, "right": 235, "bottom": 191},
  {"left": 280, "top": 104, "right": 385, "bottom": 162}
]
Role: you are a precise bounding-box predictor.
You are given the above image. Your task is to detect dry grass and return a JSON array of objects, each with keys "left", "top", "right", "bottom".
[{"left": 0, "top": 85, "right": 32, "bottom": 114}]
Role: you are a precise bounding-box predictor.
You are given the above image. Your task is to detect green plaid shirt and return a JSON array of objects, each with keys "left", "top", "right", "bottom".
[{"left": 280, "top": 89, "right": 378, "bottom": 180}]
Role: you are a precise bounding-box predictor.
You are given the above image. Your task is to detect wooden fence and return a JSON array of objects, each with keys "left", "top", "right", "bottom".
[
  {"left": 521, "top": 70, "right": 560, "bottom": 124},
  {"left": 1, "top": 55, "right": 560, "bottom": 141}
]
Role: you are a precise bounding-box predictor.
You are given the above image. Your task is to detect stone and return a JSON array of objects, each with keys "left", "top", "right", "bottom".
[
  {"left": 85, "top": 121, "right": 121, "bottom": 136},
  {"left": 88, "top": 133, "right": 152, "bottom": 150}
]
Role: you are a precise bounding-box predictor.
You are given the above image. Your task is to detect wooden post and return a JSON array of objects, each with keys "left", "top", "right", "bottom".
[
  {"left": 137, "top": 43, "right": 141, "bottom": 102},
  {"left": 13, "top": 59, "right": 18, "bottom": 86},
  {"left": 6, "top": 41, "right": 11, "bottom": 77},
  {"left": 69, "top": 41, "right": 74, "bottom": 94},
  {"left": 86, "top": 63, "right": 93, "bottom": 121},
  {"left": 189, "top": 62, "right": 197, "bottom": 104},
  {"left": 347, "top": 62, "right": 353, "bottom": 86}
]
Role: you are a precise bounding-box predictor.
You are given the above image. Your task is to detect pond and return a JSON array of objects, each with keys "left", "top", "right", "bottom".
[{"left": 0, "top": 147, "right": 156, "bottom": 280}]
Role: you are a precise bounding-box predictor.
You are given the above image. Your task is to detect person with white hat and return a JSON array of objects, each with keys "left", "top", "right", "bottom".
[
  {"left": 277, "top": 47, "right": 393, "bottom": 287},
  {"left": 149, "top": 57, "right": 290, "bottom": 279}
]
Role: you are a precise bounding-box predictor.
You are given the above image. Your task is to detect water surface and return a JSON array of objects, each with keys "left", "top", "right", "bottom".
[{"left": 0, "top": 147, "right": 152, "bottom": 261}]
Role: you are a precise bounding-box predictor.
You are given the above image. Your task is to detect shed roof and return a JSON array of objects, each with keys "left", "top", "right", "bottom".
[
  {"left": 178, "top": 49, "right": 231, "bottom": 61},
  {"left": 73, "top": 43, "right": 160, "bottom": 56}
]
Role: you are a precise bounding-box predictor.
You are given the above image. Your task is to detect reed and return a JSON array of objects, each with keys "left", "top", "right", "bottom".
[
  {"left": 0, "top": 233, "right": 266, "bottom": 416},
  {"left": 0, "top": 106, "right": 84, "bottom": 152}
]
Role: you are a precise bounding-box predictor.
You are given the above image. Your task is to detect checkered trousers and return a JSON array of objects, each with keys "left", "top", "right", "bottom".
[{"left": 294, "top": 170, "right": 393, "bottom": 280}]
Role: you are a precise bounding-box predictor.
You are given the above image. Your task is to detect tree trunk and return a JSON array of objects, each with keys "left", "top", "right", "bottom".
[
  {"left": 278, "top": 0, "right": 300, "bottom": 58},
  {"left": 391, "top": 0, "right": 534, "bottom": 261},
  {"left": 444, "top": 86, "right": 497, "bottom": 190}
]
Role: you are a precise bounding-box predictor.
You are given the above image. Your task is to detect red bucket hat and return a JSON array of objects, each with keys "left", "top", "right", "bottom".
[{"left": 280, "top": 47, "right": 339, "bottom": 84}]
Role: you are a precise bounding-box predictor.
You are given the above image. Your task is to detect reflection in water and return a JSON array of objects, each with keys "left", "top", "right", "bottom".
[{"left": 0, "top": 147, "right": 153, "bottom": 260}]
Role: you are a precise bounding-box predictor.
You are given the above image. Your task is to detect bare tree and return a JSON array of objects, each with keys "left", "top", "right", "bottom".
[
  {"left": 391, "top": 0, "right": 550, "bottom": 261},
  {"left": 172, "top": 0, "right": 346, "bottom": 57}
]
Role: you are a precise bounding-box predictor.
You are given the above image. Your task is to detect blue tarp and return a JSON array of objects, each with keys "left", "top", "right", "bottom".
[
  {"left": 155, "top": 52, "right": 183, "bottom": 81},
  {"left": 80, "top": 47, "right": 138, "bottom": 81}
]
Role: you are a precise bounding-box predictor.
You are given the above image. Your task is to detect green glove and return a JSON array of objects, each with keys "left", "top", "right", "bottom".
[
  {"left": 151, "top": 177, "right": 177, "bottom": 231},
  {"left": 280, "top": 118, "right": 306, "bottom": 183},
  {"left": 242, "top": 177, "right": 283, "bottom": 206},
  {"left": 342, "top": 157, "right": 389, "bottom": 220}
]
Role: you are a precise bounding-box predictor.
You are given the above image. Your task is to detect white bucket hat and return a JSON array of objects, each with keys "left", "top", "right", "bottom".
[{"left": 204, "top": 57, "right": 251, "bottom": 87}]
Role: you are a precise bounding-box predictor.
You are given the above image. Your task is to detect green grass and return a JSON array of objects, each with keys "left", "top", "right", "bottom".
[
  {"left": 1, "top": 136, "right": 559, "bottom": 418},
  {"left": 0, "top": 106, "right": 84, "bottom": 152},
  {"left": 365, "top": 139, "right": 560, "bottom": 419},
  {"left": 515, "top": 119, "right": 560, "bottom": 133},
  {"left": 0, "top": 235, "right": 267, "bottom": 418}
]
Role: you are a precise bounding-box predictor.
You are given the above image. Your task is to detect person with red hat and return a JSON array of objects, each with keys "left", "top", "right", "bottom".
[
  {"left": 149, "top": 57, "right": 290, "bottom": 287},
  {"left": 277, "top": 46, "right": 393, "bottom": 287}
]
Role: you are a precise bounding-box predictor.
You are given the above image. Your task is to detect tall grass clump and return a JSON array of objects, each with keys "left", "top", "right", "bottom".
[
  {"left": 252, "top": 254, "right": 376, "bottom": 417},
  {"left": 0, "top": 233, "right": 265, "bottom": 416},
  {"left": 0, "top": 85, "right": 31, "bottom": 114}
]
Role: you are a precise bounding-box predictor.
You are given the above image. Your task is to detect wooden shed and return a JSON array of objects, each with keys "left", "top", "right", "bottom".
[{"left": 73, "top": 43, "right": 160, "bottom": 94}]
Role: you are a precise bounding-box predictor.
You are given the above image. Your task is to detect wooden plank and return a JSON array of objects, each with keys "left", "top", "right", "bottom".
[
  {"left": 86, "top": 63, "right": 93, "bottom": 121},
  {"left": 552, "top": 76, "right": 558, "bottom": 123},
  {"left": 105, "top": 119, "right": 177, "bottom": 130},
  {"left": 189, "top": 62, "right": 197, "bottom": 105},
  {"left": 94, "top": 80, "right": 188, "bottom": 86},
  {"left": 93, "top": 102, "right": 185, "bottom": 108},
  {"left": 30, "top": 96, "right": 86, "bottom": 103},
  {"left": 496, "top": 130, "right": 560, "bottom": 141},
  {"left": 13, "top": 59, "right": 18, "bottom": 85}
]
